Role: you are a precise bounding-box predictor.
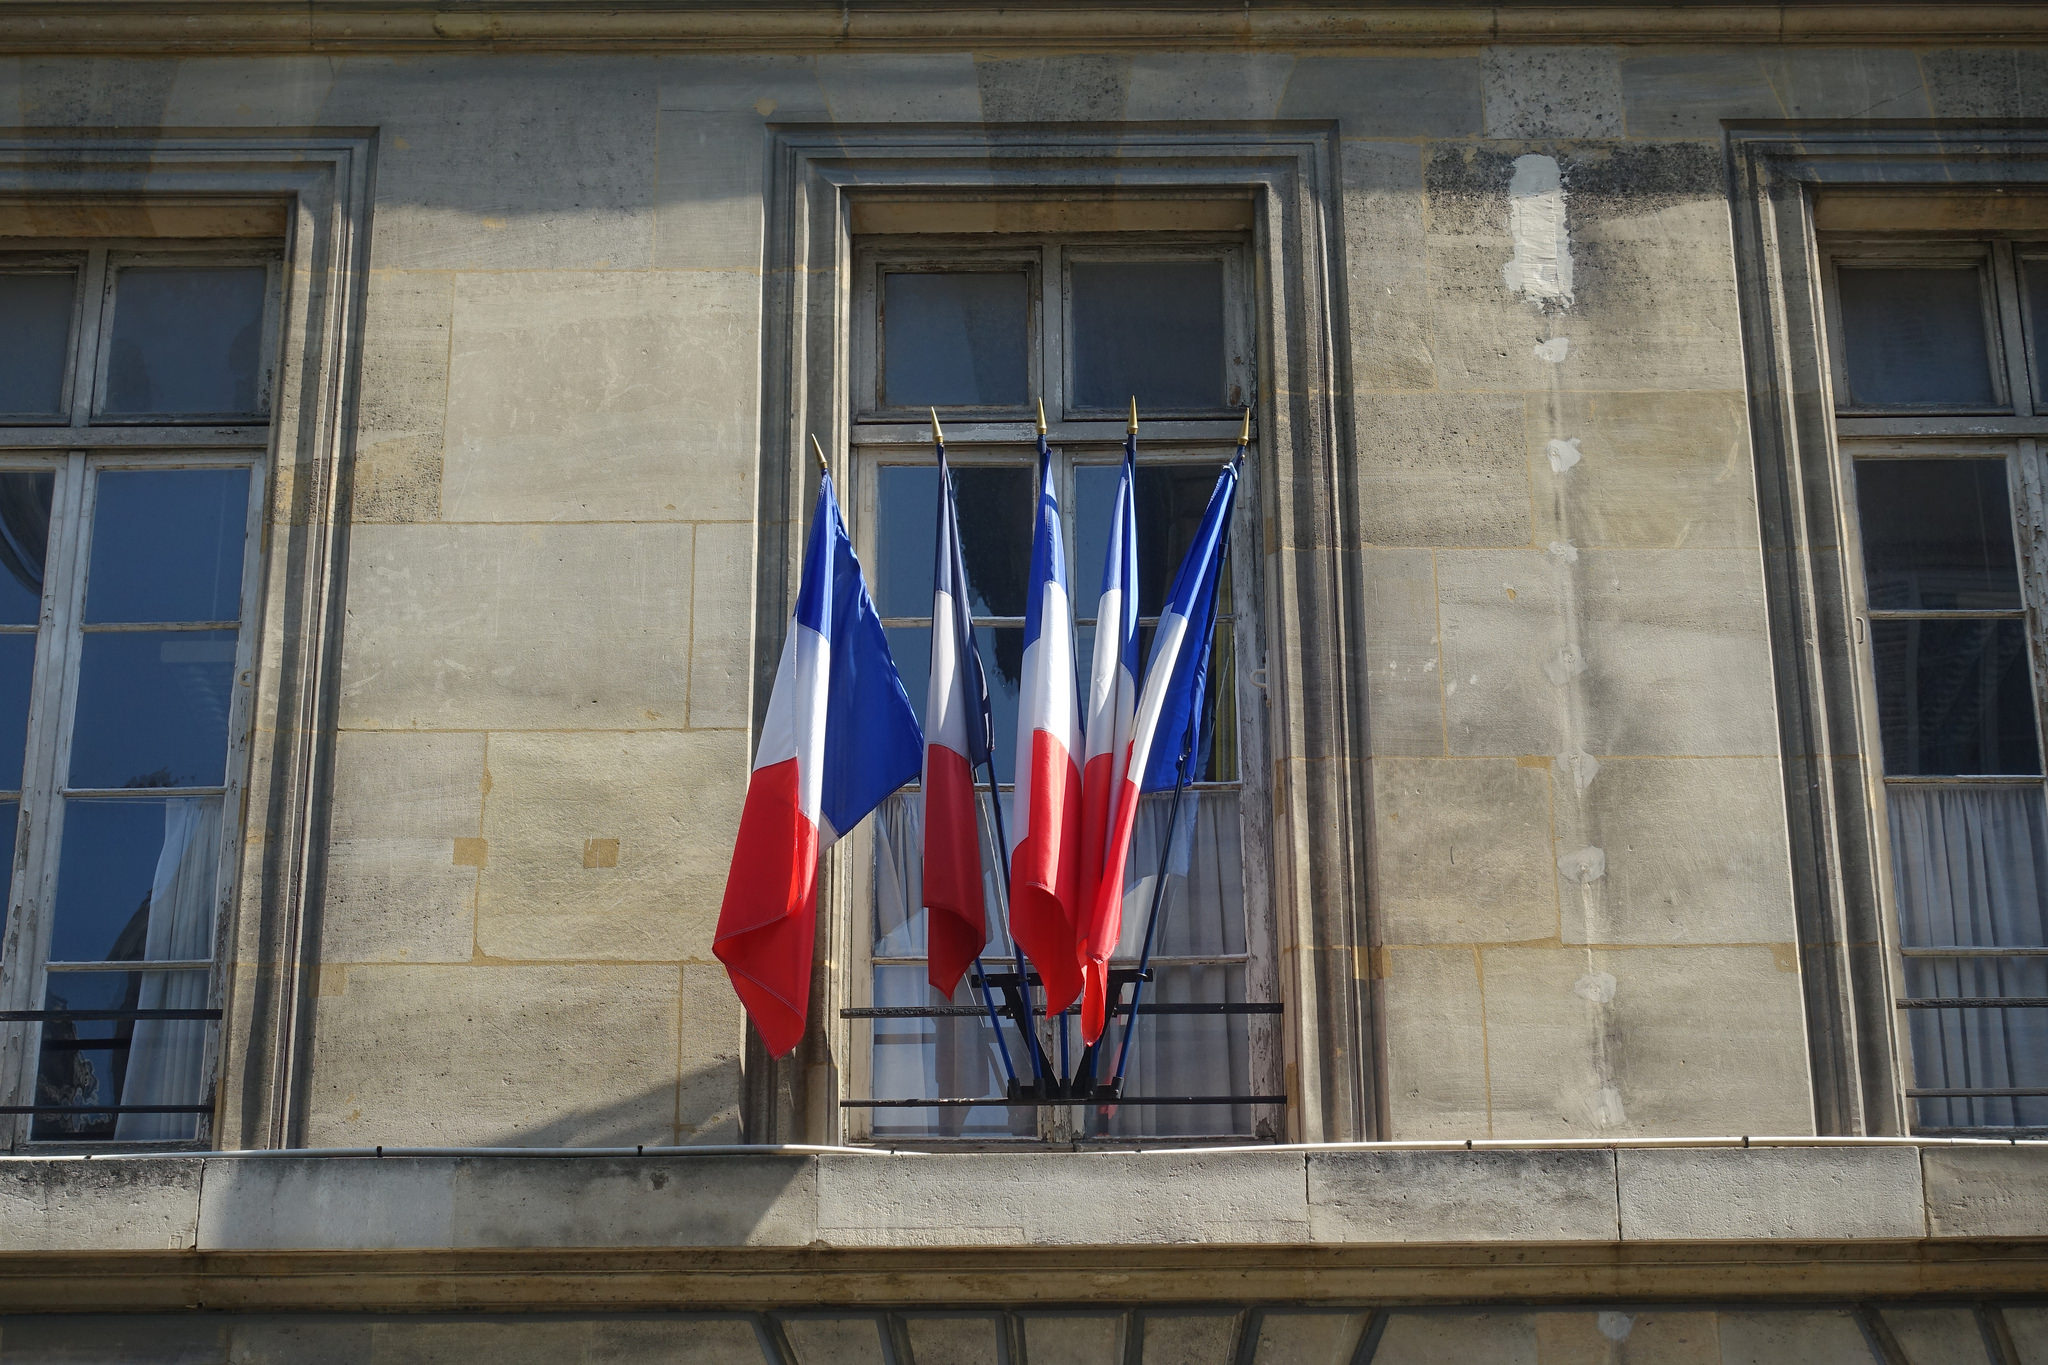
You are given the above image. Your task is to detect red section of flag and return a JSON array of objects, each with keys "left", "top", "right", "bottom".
[
  {"left": 1076, "top": 749, "right": 1118, "bottom": 949},
  {"left": 1079, "top": 769, "right": 1143, "bottom": 1043},
  {"left": 922, "top": 743, "right": 985, "bottom": 995},
  {"left": 712, "top": 757, "right": 821, "bottom": 1059},
  {"left": 1008, "top": 729, "right": 1084, "bottom": 1014}
]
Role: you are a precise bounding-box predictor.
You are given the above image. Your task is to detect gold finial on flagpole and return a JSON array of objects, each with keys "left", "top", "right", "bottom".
[
  {"left": 809, "top": 433, "right": 829, "bottom": 474},
  {"left": 1127, "top": 396, "right": 1139, "bottom": 435},
  {"left": 1238, "top": 405, "right": 1252, "bottom": 446},
  {"left": 930, "top": 407, "right": 945, "bottom": 446},
  {"left": 1036, "top": 397, "right": 1047, "bottom": 436}
]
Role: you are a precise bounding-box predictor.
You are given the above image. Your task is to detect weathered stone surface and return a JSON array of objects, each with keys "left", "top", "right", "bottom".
[
  {"left": 1482, "top": 46, "right": 1624, "bottom": 138},
  {"left": 368, "top": 1320, "right": 596, "bottom": 1365},
  {"left": 1373, "top": 758, "right": 1556, "bottom": 945},
  {"left": 1879, "top": 1308, "right": 1990, "bottom": 1365},
  {"left": 1341, "top": 140, "right": 1435, "bottom": 393},
  {"left": 1527, "top": 390, "right": 1758, "bottom": 551},
  {"left": 815, "top": 1152, "right": 1309, "bottom": 1247},
  {"left": 902, "top": 1316, "right": 1000, "bottom": 1365},
  {"left": 1550, "top": 756, "right": 1796, "bottom": 947},
  {"left": 1619, "top": 53, "right": 1781, "bottom": 137},
  {"left": 1139, "top": 1312, "right": 1241, "bottom": 1365},
  {"left": 657, "top": 54, "right": 827, "bottom": 118},
  {"left": 338, "top": 522, "right": 692, "bottom": 731},
  {"left": 1533, "top": 1310, "right": 1719, "bottom": 1364},
  {"left": 1923, "top": 1146, "right": 2048, "bottom": 1238},
  {"left": 1756, "top": 48, "right": 1930, "bottom": 119},
  {"left": 228, "top": 1316, "right": 377, "bottom": 1365},
  {"left": 474, "top": 729, "right": 744, "bottom": 961},
  {"left": 0, "top": 1315, "right": 229, "bottom": 1363},
  {"left": 655, "top": 113, "right": 768, "bottom": 272},
  {"left": 1382, "top": 947, "right": 1491, "bottom": 1138},
  {"left": 320, "top": 730, "right": 483, "bottom": 965},
  {"left": 1357, "top": 392, "right": 1531, "bottom": 547},
  {"left": 1309, "top": 1149, "right": 1618, "bottom": 1242},
  {"left": 441, "top": 270, "right": 759, "bottom": 523},
  {"left": 1373, "top": 1311, "right": 1539, "bottom": 1365},
  {"left": 975, "top": 55, "right": 1129, "bottom": 123},
  {"left": 679, "top": 962, "right": 744, "bottom": 1142},
  {"left": 1249, "top": 1311, "right": 1369, "bottom": 1364},
  {"left": 690, "top": 520, "right": 759, "bottom": 733},
  {"left": 1922, "top": 48, "right": 2048, "bottom": 119},
  {"left": 304, "top": 963, "right": 680, "bottom": 1147},
  {"left": 1482, "top": 946, "right": 1811, "bottom": 1138},
  {"left": 780, "top": 1316, "right": 890, "bottom": 1365},
  {"left": 1714, "top": 1309, "right": 1877, "bottom": 1365},
  {"left": 1280, "top": 57, "right": 1482, "bottom": 137},
  {"left": 590, "top": 1319, "right": 768, "bottom": 1365},
  {"left": 1619, "top": 1147, "right": 1923, "bottom": 1241},
  {"left": 1023, "top": 1313, "right": 1126, "bottom": 1365},
  {"left": 161, "top": 55, "right": 337, "bottom": 125},
  {"left": 349, "top": 269, "right": 451, "bottom": 524},
  {"left": 1361, "top": 549, "right": 1445, "bottom": 758},
  {"left": 8, "top": 56, "right": 178, "bottom": 125},
  {"left": 0, "top": 1158, "right": 199, "bottom": 1252},
  {"left": 1124, "top": 53, "right": 1293, "bottom": 120},
  {"left": 2004, "top": 1307, "right": 2048, "bottom": 1365},
  {"left": 815, "top": 54, "right": 980, "bottom": 121}
]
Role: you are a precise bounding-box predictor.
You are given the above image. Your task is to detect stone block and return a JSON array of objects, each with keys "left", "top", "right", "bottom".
[
  {"left": 11, "top": 57, "right": 177, "bottom": 125},
  {"left": 441, "top": 270, "right": 759, "bottom": 523},
  {"left": 1532, "top": 1311, "right": 1718, "bottom": 1364},
  {"left": 1124, "top": 54, "right": 1294, "bottom": 119},
  {"left": 1527, "top": 390, "right": 1758, "bottom": 551},
  {"left": 655, "top": 113, "right": 767, "bottom": 271},
  {"left": 368, "top": 1320, "right": 594, "bottom": 1365},
  {"left": 1382, "top": 947, "right": 1490, "bottom": 1138},
  {"left": 815, "top": 1151, "right": 1309, "bottom": 1247},
  {"left": 337, "top": 522, "right": 693, "bottom": 731},
  {"left": 350, "top": 269, "right": 451, "bottom": 525},
  {"left": 902, "top": 1316, "right": 1000, "bottom": 1365},
  {"left": 1023, "top": 1314, "right": 1126, "bottom": 1365},
  {"left": 161, "top": 56, "right": 337, "bottom": 125},
  {"left": 0, "top": 1315, "right": 228, "bottom": 1363},
  {"left": 0, "top": 1158, "right": 200, "bottom": 1252},
  {"left": 1757, "top": 48, "right": 1930, "bottom": 119},
  {"left": 1879, "top": 1309, "right": 1990, "bottom": 1365},
  {"left": 1714, "top": 1310, "right": 1877, "bottom": 1365},
  {"left": 1249, "top": 1311, "right": 1369, "bottom": 1364},
  {"left": 1923, "top": 1146, "right": 2048, "bottom": 1238},
  {"left": 1482, "top": 47, "right": 1624, "bottom": 138},
  {"left": 1373, "top": 758, "right": 1556, "bottom": 945},
  {"left": 976, "top": 55, "right": 1130, "bottom": 122},
  {"left": 1372, "top": 1311, "right": 1538, "bottom": 1365},
  {"left": 1280, "top": 57, "right": 1482, "bottom": 138},
  {"left": 326, "top": 56, "right": 657, "bottom": 271},
  {"left": 1309, "top": 1149, "right": 1618, "bottom": 1242},
  {"left": 779, "top": 1316, "right": 889, "bottom": 1365},
  {"left": 475, "top": 730, "right": 746, "bottom": 961},
  {"left": 657, "top": 54, "right": 828, "bottom": 118},
  {"left": 320, "top": 730, "right": 484, "bottom": 964},
  {"left": 690, "top": 520, "right": 759, "bottom": 733},
  {"left": 679, "top": 962, "right": 744, "bottom": 1142},
  {"left": 590, "top": 1319, "right": 767, "bottom": 1364},
  {"left": 1435, "top": 548, "right": 1569, "bottom": 756},
  {"left": 1619, "top": 53, "right": 1780, "bottom": 137},
  {"left": 1550, "top": 757, "right": 1796, "bottom": 947},
  {"left": 1341, "top": 140, "right": 1435, "bottom": 393},
  {"left": 2004, "top": 1307, "right": 2048, "bottom": 1365},
  {"left": 1356, "top": 393, "right": 1531, "bottom": 547},
  {"left": 1923, "top": 48, "right": 2048, "bottom": 120},
  {"left": 303, "top": 963, "right": 680, "bottom": 1147},
  {"left": 1139, "top": 1313, "right": 1240, "bottom": 1365},
  {"left": 815, "top": 54, "right": 980, "bottom": 121},
  {"left": 1362, "top": 548, "right": 1445, "bottom": 758},
  {"left": 1481, "top": 946, "right": 1812, "bottom": 1138},
  {"left": 1619, "top": 1147, "right": 1923, "bottom": 1241},
  {"left": 198, "top": 1156, "right": 457, "bottom": 1250},
  {"left": 228, "top": 1317, "right": 376, "bottom": 1365}
]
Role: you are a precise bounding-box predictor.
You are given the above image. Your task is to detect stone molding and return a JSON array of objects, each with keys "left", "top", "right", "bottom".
[{"left": 2, "top": 4, "right": 2048, "bottom": 55}]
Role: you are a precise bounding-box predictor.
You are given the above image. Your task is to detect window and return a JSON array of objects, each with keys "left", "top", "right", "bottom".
[
  {"left": 0, "top": 244, "right": 275, "bottom": 1144},
  {"left": 1826, "top": 235, "right": 2048, "bottom": 1134},
  {"left": 842, "top": 235, "right": 1277, "bottom": 1142}
]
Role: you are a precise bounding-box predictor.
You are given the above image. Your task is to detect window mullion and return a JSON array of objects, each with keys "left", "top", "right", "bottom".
[
  {"left": 1993, "top": 241, "right": 2037, "bottom": 420},
  {"left": 65, "top": 251, "right": 110, "bottom": 430}
]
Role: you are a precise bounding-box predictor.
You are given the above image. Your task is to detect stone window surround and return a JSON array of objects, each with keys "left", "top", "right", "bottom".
[
  {"left": 0, "top": 134, "right": 375, "bottom": 1152},
  {"left": 749, "top": 124, "right": 1377, "bottom": 1145},
  {"left": 1730, "top": 125, "right": 2048, "bottom": 1140}
]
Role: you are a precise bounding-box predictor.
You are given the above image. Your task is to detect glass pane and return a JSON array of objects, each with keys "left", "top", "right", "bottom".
[
  {"left": 1872, "top": 619, "right": 2039, "bottom": 775},
  {"left": 0, "top": 471, "right": 55, "bottom": 625},
  {"left": 869, "top": 962, "right": 1035, "bottom": 1139},
  {"left": 1905, "top": 994, "right": 2048, "bottom": 1133},
  {"left": 69, "top": 631, "right": 237, "bottom": 788},
  {"left": 1856, "top": 459, "right": 2019, "bottom": 610},
  {"left": 0, "top": 271, "right": 76, "bottom": 417},
  {"left": 86, "top": 468, "right": 250, "bottom": 624},
  {"left": 2025, "top": 256, "right": 2048, "bottom": 409},
  {"left": 100, "top": 265, "right": 268, "bottom": 417},
  {"left": 0, "top": 801, "right": 17, "bottom": 964},
  {"left": 882, "top": 272, "right": 1028, "bottom": 409},
  {"left": 876, "top": 465, "right": 939, "bottom": 619},
  {"left": 872, "top": 788, "right": 1014, "bottom": 959},
  {"left": 33, "top": 968, "right": 208, "bottom": 1142},
  {"left": 1076, "top": 463, "right": 1232, "bottom": 618},
  {"left": 1110, "top": 790, "right": 1245, "bottom": 959},
  {"left": 49, "top": 796, "right": 221, "bottom": 964},
  {"left": 1836, "top": 265, "right": 1997, "bottom": 408},
  {"left": 1070, "top": 261, "right": 1227, "bottom": 412},
  {"left": 0, "top": 633, "right": 36, "bottom": 793},
  {"left": 876, "top": 464, "right": 1034, "bottom": 621},
  {"left": 1889, "top": 785, "right": 2048, "bottom": 949},
  {"left": 1083, "top": 962, "right": 1251, "bottom": 1139}
]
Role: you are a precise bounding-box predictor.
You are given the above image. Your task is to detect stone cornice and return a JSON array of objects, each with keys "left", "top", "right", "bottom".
[{"left": 0, "top": 3, "right": 2046, "bottom": 56}]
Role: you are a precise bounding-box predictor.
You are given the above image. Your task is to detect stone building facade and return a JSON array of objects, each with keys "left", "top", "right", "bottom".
[{"left": 2, "top": 4, "right": 2048, "bottom": 1362}]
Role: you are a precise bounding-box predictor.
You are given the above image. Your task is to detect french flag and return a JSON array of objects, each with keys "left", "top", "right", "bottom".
[
  {"left": 714, "top": 467, "right": 922, "bottom": 1059},
  {"left": 1079, "top": 428, "right": 1140, "bottom": 952},
  {"left": 921, "top": 438, "right": 993, "bottom": 996},
  {"left": 1078, "top": 453, "right": 1241, "bottom": 1044},
  {"left": 1007, "top": 432, "right": 1086, "bottom": 1015}
]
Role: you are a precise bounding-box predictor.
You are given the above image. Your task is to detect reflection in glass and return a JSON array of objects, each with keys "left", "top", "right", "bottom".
[
  {"left": 1070, "top": 261, "right": 1227, "bottom": 412},
  {"left": 1075, "top": 463, "right": 1231, "bottom": 618},
  {"left": 1872, "top": 619, "right": 2039, "bottom": 775},
  {"left": 101, "top": 266, "right": 268, "bottom": 417},
  {"left": 0, "top": 633, "right": 36, "bottom": 792},
  {"left": 49, "top": 796, "right": 220, "bottom": 965},
  {"left": 1836, "top": 266, "right": 1997, "bottom": 408},
  {"left": 2026, "top": 257, "right": 2048, "bottom": 409},
  {"left": 0, "top": 272, "right": 76, "bottom": 417},
  {"left": 0, "top": 471, "right": 54, "bottom": 625},
  {"left": 1857, "top": 460, "right": 2020, "bottom": 610},
  {"left": 882, "top": 272, "right": 1029, "bottom": 409},
  {"left": 0, "top": 802, "right": 16, "bottom": 963},
  {"left": 33, "top": 968, "right": 208, "bottom": 1142},
  {"left": 69, "top": 631, "right": 236, "bottom": 788},
  {"left": 877, "top": 464, "right": 1034, "bottom": 620},
  {"left": 86, "top": 468, "right": 250, "bottom": 624}
]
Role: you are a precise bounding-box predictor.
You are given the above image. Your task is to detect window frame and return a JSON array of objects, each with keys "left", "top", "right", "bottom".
[{"left": 0, "top": 240, "right": 278, "bottom": 1150}]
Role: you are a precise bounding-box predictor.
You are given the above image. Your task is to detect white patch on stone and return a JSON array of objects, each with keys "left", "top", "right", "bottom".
[
  {"left": 1559, "top": 846, "right": 1606, "bottom": 883},
  {"left": 1562, "top": 748, "right": 1600, "bottom": 792},
  {"left": 1591, "top": 1086, "right": 1628, "bottom": 1128},
  {"left": 1503, "top": 153, "right": 1573, "bottom": 307},
  {"left": 1422, "top": 658, "right": 1437, "bottom": 672},
  {"left": 1597, "top": 1312, "right": 1636, "bottom": 1342},
  {"left": 1533, "top": 336, "right": 1571, "bottom": 363},
  {"left": 1547, "top": 540, "right": 1579, "bottom": 562},
  {"left": 1546, "top": 437, "right": 1582, "bottom": 474},
  {"left": 1543, "top": 646, "right": 1586, "bottom": 687},
  {"left": 1445, "top": 680, "right": 1458, "bottom": 696},
  {"left": 1573, "top": 970, "right": 1616, "bottom": 1003}
]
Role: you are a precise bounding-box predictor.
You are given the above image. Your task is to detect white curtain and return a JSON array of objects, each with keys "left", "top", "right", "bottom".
[
  {"left": 115, "top": 797, "right": 221, "bottom": 1141},
  {"left": 1888, "top": 784, "right": 2048, "bottom": 1130}
]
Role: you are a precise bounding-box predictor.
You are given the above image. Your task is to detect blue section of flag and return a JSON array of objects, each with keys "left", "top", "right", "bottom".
[
  {"left": 1021, "top": 434, "right": 1069, "bottom": 652},
  {"left": 813, "top": 472, "right": 924, "bottom": 836},
  {"left": 1139, "top": 457, "right": 1240, "bottom": 794},
  {"left": 937, "top": 443, "right": 994, "bottom": 769}
]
